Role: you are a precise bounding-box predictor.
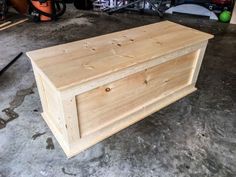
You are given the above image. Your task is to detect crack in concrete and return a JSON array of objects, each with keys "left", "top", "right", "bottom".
[
  {"left": 32, "top": 132, "right": 46, "bottom": 140},
  {"left": 62, "top": 167, "right": 76, "bottom": 176}
]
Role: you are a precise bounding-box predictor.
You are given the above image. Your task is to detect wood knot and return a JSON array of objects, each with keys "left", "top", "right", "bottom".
[
  {"left": 164, "top": 79, "right": 170, "bottom": 83},
  {"left": 83, "top": 64, "right": 95, "bottom": 70},
  {"left": 105, "top": 87, "right": 111, "bottom": 92}
]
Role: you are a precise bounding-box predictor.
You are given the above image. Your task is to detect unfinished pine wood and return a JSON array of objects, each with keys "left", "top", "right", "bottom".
[
  {"left": 27, "top": 21, "right": 213, "bottom": 91},
  {"left": 0, "top": 19, "right": 28, "bottom": 31},
  {"left": 231, "top": 4, "right": 236, "bottom": 24},
  {"left": 0, "top": 21, "right": 11, "bottom": 28},
  {"left": 27, "top": 21, "right": 213, "bottom": 157},
  {"left": 77, "top": 51, "right": 197, "bottom": 137}
]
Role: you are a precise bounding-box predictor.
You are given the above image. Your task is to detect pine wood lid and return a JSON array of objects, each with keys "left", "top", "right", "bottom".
[{"left": 26, "top": 21, "right": 213, "bottom": 90}]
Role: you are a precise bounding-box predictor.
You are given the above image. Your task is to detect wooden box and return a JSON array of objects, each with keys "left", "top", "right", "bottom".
[{"left": 27, "top": 21, "right": 213, "bottom": 158}]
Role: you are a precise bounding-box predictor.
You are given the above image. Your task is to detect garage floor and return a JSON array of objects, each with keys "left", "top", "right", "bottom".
[{"left": 0, "top": 5, "right": 236, "bottom": 177}]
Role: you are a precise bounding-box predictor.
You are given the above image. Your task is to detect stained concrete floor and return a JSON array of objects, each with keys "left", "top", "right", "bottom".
[{"left": 0, "top": 5, "right": 236, "bottom": 177}]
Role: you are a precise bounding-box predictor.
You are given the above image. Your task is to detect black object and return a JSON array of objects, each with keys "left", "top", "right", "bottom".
[
  {"left": 107, "top": 0, "right": 168, "bottom": 17},
  {"left": 74, "top": 0, "right": 93, "bottom": 10},
  {"left": 0, "top": 52, "right": 23, "bottom": 76},
  {"left": 0, "top": 0, "right": 8, "bottom": 20},
  {"left": 29, "top": 0, "right": 66, "bottom": 22},
  {"left": 63, "top": 0, "right": 74, "bottom": 3}
]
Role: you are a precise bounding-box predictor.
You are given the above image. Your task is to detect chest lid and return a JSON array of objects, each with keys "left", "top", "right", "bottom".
[{"left": 26, "top": 21, "right": 213, "bottom": 91}]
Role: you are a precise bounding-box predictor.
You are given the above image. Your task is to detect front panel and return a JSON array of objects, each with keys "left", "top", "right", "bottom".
[{"left": 76, "top": 51, "right": 198, "bottom": 137}]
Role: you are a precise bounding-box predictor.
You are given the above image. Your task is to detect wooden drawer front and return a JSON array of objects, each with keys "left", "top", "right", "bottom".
[{"left": 76, "top": 51, "right": 198, "bottom": 137}]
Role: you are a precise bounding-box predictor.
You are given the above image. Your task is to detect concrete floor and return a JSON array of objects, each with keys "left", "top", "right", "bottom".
[{"left": 0, "top": 5, "right": 236, "bottom": 177}]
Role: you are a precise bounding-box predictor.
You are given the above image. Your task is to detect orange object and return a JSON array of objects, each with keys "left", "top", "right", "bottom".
[{"left": 31, "top": 0, "right": 52, "bottom": 21}]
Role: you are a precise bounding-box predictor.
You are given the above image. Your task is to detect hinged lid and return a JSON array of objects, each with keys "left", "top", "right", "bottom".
[{"left": 26, "top": 21, "right": 213, "bottom": 91}]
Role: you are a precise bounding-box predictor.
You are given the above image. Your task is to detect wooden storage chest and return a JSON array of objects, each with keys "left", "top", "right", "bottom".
[{"left": 27, "top": 21, "right": 213, "bottom": 157}]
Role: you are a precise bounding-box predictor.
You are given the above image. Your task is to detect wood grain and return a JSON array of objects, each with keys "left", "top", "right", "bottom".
[
  {"left": 0, "top": 21, "right": 12, "bottom": 28},
  {"left": 27, "top": 21, "right": 212, "bottom": 157},
  {"left": 27, "top": 21, "right": 213, "bottom": 91},
  {"left": 0, "top": 19, "right": 28, "bottom": 31},
  {"left": 76, "top": 51, "right": 197, "bottom": 137},
  {"left": 68, "top": 85, "right": 197, "bottom": 157}
]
